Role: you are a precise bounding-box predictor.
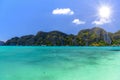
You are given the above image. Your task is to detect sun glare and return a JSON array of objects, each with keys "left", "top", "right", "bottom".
[{"left": 99, "top": 6, "right": 111, "bottom": 19}]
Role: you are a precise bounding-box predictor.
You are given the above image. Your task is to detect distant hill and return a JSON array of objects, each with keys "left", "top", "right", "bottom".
[
  {"left": 4, "top": 27, "right": 120, "bottom": 46},
  {"left": 0, "top": 41, "right": 4, "bottom": 46}
]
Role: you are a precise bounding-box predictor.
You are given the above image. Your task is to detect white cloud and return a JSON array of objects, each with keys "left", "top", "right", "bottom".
[
  {"left": 92, "top": 18, "right": 111, "bottom": 25},
  {"left": 72, "top": 19, "right": 86, "bottom": 25},
  {"left": 52, "top": 8, "right": 74, "bottom": 15}
]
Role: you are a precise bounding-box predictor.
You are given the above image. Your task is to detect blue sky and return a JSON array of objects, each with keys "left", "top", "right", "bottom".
[{"left": 0, "top": 0, "right": 120, "bottom": 41}]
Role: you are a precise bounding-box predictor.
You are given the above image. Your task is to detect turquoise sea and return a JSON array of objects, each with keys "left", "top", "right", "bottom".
[{"left": 0, "top": 46, "right": 120, "bottom": 80}]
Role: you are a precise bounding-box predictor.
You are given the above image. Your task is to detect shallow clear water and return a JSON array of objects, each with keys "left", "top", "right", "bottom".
[{"left": 0, "top": 46, "right": 120, "bottom": 80}]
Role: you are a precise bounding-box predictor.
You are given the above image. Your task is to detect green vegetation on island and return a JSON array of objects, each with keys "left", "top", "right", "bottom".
[{"left": 3, "top": 27, "right": 120, "bottom": 46}]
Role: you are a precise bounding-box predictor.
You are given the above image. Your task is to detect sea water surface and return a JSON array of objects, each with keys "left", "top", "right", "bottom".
[{"left": 0, "top": 46, "right": 120, "bottom": 80}]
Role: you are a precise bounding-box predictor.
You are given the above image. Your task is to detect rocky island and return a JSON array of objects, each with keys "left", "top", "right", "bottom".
[{"left": 2, "top": 27, "right": 120, "bottom": 46}]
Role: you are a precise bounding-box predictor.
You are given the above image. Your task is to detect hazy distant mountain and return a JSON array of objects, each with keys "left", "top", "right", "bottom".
[
  {"left": 4, "top": 27, "right": 120, "bottom": 46},
  {"left": 0, "top": 41, "right": 4, "bottom": 46}
]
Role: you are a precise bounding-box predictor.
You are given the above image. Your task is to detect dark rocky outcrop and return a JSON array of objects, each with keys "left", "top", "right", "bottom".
[
  {"left": 6, "top": 37, "right": 19, "bottom": 45},
  {"left": 17, "top": 35, "right": 35, "bottom": 46}
]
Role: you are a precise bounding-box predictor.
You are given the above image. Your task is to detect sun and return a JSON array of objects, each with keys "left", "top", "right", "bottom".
[{"left": 99, "top": 6, "right": 111, "bottom": 19}]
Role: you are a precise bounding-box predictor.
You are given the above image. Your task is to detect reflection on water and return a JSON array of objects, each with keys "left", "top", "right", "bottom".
[{"left": 0, "top": 46, "right": 120, "bottom": 80}]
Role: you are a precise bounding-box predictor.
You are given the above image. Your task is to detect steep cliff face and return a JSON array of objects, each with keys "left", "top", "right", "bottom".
[
  {"left": 103, "top": 33, "right": 112, "bottom": 44},
  {"left": 77, "top": 27, "right": 112, "bottom": 46},
  {"left": 91, "top": 27, "right": 112, "bottom": 44}
]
